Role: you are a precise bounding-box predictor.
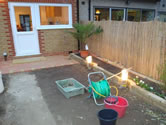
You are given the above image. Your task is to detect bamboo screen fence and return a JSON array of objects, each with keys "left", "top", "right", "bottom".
[{"left": 86, "top": 21, "right": 166, "bottom": 80}]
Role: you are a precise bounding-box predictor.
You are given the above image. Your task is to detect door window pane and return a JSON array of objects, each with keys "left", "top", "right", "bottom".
[
  {"left": 112, "top": 9, "right": 124, "bottom": 21},
  {"left": 158, "top": 12, "right": 166, "bottom": 22},
  {"left": 40, "top": 6, "right": 69, "bottom": 25},
  {"left": 14, "top": 7, "right": 33, "bottom": 32},
  {"left": 127, "top": 9, "right": 141, "bottom": 22},
  {"left": 95, "top": 8, "right": 109, "bottom": 21},
  {"left": 142, "top": 10, "right": 155, "bottom": 21}
]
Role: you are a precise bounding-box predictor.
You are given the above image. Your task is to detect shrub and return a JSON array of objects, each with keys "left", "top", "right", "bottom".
[{"left": 67, "top": 22, "right": 103, "bottom": 50}]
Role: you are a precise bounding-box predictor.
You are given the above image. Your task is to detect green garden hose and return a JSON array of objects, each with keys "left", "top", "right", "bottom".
[{"left": 89, "top": 79, "right": 118, "bottom": 99}]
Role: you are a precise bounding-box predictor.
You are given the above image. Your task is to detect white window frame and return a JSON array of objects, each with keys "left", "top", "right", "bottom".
[{"left": 35, "top": 3, "right": 73, "bottom": 30}]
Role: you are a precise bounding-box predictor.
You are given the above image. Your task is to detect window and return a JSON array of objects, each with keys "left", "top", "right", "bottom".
[
  {"left": 94, "top": 8, "right": 109, "bottom": 21},
  {"left": 142, "top": 10, "right": 155, "bottom": 21},
  {"left": 14, "top": 6, "right": 33, "bottom": 32},
  {"left": 37, "top": 4, "right": 72, "bottom": 29},
  {"left": 40, "top": 6, "right": 69, "bottom": 25},
  {"left": 94, "top": 7, "right": 155, "bottom": 22},
  {"left": 127, "top": 9, "right": 141, "bottom": 22},
  {"left": 111, "top": 9, "right": 124, "bottom": 21},
  {"left": 158, "top": 12, "right": 166, "bottom": 22},
  {"left": 127, "top": 9, "right": 155, "bottom": 22}
]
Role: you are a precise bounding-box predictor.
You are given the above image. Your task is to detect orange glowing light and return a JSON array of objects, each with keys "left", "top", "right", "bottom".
[{"left": 96, "top": 10, "right": 101, "bottom": 14}]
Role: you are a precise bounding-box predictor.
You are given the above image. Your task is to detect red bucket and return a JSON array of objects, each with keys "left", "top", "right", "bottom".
[{"left": 104, "top": 96, "right": 129, "bottom": 118}]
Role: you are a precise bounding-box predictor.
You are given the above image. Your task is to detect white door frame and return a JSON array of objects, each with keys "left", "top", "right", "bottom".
[{"left": 9, "top": 2, "right": 40, "bottom": 56}]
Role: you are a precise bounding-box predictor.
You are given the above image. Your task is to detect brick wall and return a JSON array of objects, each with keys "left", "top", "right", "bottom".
[
  {"left": 40, "top": 29, "right": 78, "bottom": 55},
  {"left": 0, "top": 0, "right": 15, "bottom": 60},
  {"left": 0, "top": 0, "right": 77, "bottom": 60}
]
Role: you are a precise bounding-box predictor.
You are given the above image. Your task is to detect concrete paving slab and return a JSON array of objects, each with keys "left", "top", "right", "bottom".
[
  {"left": 0, "top": 55, "right": 78, "bottom": 74},
  {"left": 2, "top": 73, "right": 56, "bottom": 125}
]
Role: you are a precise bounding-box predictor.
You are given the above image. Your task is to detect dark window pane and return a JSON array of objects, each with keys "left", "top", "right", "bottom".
[
  {"left": 127, "top": 9, "right": 141, "bottom": 22},
  {"left": 112, "top": 9, "right": 124, "bottom": 21},
  {"left": 142, "top": 10, "right": 155, "bottom": 21},
  {"left": 158, "top": 12, "right": 166, "bottom": 22},
  {"left": 95, "top": 8, "right": 109, "bottom": 21}
]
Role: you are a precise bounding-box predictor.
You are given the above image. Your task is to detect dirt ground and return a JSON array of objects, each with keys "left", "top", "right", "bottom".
[
  {"left": 0, "top": 64, "right": 166, "bottom": 125},
  {"left": 92, "top": 57, "right": 166, "bottom": 97}
]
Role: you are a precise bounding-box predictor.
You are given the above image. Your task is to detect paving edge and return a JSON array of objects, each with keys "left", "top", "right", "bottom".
[
  {"left": 0, "top": 72, "right": 5, "bottom": 94},
  {"left": 70, "top": 53, "right": 166, "bottom": 112}
]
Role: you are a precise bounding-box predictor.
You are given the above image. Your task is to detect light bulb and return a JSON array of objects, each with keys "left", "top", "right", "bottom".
[
  {"left": 122, "top": 69, "right": 128, "bottom": 81},
  {"left": 86, "top": 56, "right": 92, "bottom": 64}
]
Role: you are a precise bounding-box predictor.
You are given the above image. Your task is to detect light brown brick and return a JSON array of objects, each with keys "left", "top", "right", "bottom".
[{"left": 41, "top": 29, "right": 78, "bottom": 53}]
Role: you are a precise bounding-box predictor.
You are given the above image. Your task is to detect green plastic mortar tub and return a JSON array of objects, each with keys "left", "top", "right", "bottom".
[{"left": 56, "top": 78, "right": 85, "bottom": 99}]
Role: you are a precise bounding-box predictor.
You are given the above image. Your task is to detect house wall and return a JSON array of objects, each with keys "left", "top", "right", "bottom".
[
  {"left": 0, "top": 0, "right": 77, "bottom": 60},
  {"left": 79, "top": 0, "right": 89, "bottom": 21},
  {"left": 79, "top": 0, "right": 166, "bottom": 21},
  {"left": 38, "top": 29, "right": 77, "bottom": 55},
  {"left": 0, "top": 0, "right": 15, "bottom": 60},
  {"left": 157, "top": 0, "right": 166, "bottom": 12}
]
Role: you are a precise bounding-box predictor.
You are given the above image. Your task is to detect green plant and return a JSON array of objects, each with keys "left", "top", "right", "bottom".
[
  {"left": 158, "top": 60, "right": 166, "bottom": 91},
  {"left": 133, "top": 76, "right": 166, "bottom": 99},
  {"left": 67, "top": 22, "right": 103, "bottom": 49}
]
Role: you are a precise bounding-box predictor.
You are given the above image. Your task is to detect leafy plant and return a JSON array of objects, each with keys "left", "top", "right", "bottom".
[
  {"left": 67, "top": 22, "right": 103, "bottom": 49},
  {"left": 158, "top": 60, "right": 166, "bottom": 91},
  {"left": 133, "top": 76, "right": 166, "bottom": 100}
]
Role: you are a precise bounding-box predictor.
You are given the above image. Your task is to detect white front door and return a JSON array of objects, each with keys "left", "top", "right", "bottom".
[{"left": 9, "top": 3, "right": 40, "bottom": 56}]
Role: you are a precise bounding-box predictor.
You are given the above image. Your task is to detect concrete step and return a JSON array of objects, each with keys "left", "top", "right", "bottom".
[{"left": 12, "top": 56, "right": 46, "bottom": 64}]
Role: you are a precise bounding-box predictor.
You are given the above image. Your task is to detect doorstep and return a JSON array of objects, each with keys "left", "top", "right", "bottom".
[{"left": 12, "top": 56, "right": 46, "bottom": 64}]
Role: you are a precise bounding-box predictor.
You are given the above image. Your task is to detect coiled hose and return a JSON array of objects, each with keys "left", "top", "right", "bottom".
[{"left": 89, "top": 79, "right": 118, "bottom": 99}]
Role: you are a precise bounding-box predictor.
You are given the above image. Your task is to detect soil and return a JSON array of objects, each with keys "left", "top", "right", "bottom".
[
  {"left": 93, "top": 57, "right": 166, "bottom": 97},
  {"left": 78, "top": 53, "right": 166, "bottom": 98},
  {"left": 0, "top": 63, "right": 166, "bottom": 125},
  {"left": 32, "top": 64, "right": 166, "bottom": 125}
]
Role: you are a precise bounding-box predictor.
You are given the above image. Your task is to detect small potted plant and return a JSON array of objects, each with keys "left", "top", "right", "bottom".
[{"left": 68, "top": 22, "right": 103, "bottom": 57}]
